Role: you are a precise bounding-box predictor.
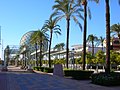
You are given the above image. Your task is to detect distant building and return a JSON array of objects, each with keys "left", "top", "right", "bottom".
[
  {"left": 103, "top": 37, "right": 120, "bottom": 51},
  {"left": 71, "top": 44, "right": 106, "bottom": 55},
  {"left": 111, "top": 37, "right": 120, "bottom": 50}
]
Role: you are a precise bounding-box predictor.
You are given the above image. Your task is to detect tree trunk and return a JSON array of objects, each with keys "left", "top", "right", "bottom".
[
  {"left": 82, "top": 0, "right": 87, "bottom": 70},
  {"left": 49, "top": 30, "right": 53, "bottom": 68},
  {"left": 25, "top": 52, "right": 27, "bottom": 67},
  {"left": 66, "top": 18, "right": 70, "bottom": 69},
  {"left": 105, "top": 0, "right": 110, "bottom": 74},
  {"left": 92, "top": 41, "right": 94, "bottom": 56},
  {"left": 35, "top": 43, "right": 38, "bottom": 66},
  {"left": 39, "top": 40, "right": 42, "bottom": 67},
  {"left": 102, "top": 43, "right": 103, "bottom": 51}
]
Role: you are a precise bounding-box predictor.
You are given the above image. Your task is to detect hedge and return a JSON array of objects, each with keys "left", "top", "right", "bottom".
[
  {"left": 33, "top": 66, "right": 53, "bottom": 73},
  {"left": 91, "top": 72, "right": 120, "bottom": 86},
  {"left": 64, "top": 70, "right": 94, "bottom": 80}
]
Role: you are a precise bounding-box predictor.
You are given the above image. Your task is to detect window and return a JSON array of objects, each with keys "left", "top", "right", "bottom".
[{"left": 113, "top": 40, "right": 120, "bottom": 44}]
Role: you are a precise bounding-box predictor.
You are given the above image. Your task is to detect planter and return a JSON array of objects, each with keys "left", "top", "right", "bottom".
[{"left": 53, "top": 64, "right": 64, "bottom": 77}]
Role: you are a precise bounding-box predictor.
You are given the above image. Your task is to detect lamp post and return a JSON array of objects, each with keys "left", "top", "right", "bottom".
[{"left": 71, "top": 48, "right": 75, "bottom": 69}]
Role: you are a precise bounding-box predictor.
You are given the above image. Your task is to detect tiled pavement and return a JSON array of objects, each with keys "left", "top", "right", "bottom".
[
  {"left": 0, "top": 66, "right": 120, "bottom": 90},
  {"left": 0, "top": 73, "right": 7, "bottom": 90}
]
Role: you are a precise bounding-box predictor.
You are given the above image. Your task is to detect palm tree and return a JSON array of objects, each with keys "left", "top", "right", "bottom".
[
  {"left": 110, "top": 23, "right": 120, "bottom": 38},
  {"left": 82, "top": 0, "right": 87, "bottom": 70},
  {"left": 5, "top": 45, "right": 10, "bottom": 66},
  {"left": 105, "top": 0, "right": 112, "bottom": 74},
  {"left": 52, "top": 0, "right": 83, "bottom": 68},
  {"left": 15, "top": 54, "right": 19, "bottom": 66},
  {"left": 37, "top": 29, "right": 49, "bottom": 67},
  {"left": 87, "top": 34, "right": 98, "bottom": 56},
  {"left": 54, "top": 43, "right": 65, "bottom": 51},
  {"left": 59, "top": 43, "right": 65, "bottom": 50},
  {"left": 77, "top": 0, "right": 99, "bottom": 70},
  {"left": 54, "top": 43, "right": 65, "bottom": 59},
  {"left": 19, "top": 45, "right": 26, "bottom": 67},
  {"left": 42, "top": 15, "right": 61, "bottom": 68},
  {"left": 30, "top": 31, "right": 39, "bottom": 66},
  {"left": 104, "top": 0, "right": 120, "bottom": 73},
  {"left": 30, "top": 29, "right": 48, "bottom": 67},
  {"left": 97, "top": 36, "right": 105, "bottom": 51}
]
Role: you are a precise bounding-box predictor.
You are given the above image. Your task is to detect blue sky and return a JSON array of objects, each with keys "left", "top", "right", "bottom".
[{"left": 0, "top": 0, "right": 120, "bottom": 59}]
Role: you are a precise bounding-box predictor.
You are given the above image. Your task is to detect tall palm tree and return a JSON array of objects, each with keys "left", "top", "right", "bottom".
[
  {"left": 87, "top": 34, "right": 98, "bottom": 56},
  {"left": 110, "top": 23, "right": 120, "bottom": 38},
  {"left": 77, "top": 0, "right": 99, "bottom": 70},
  {"left": 82, "top": 0, "right": 87, "bottom": 70},
  {"left": 104, "top": 0, "right": 120, "bottom": 73},
  {"left": 30, "top": 29, "right": 48, "bottom": 67},
  {"left": 52, "top": 0, "right": 83, "bottom": 68},
  {"left": 105, "top": 0, "right": 110, "bottom": 74},
  {"left": 37, "top": 29, "right": 49, "bottom": 67},
  {"left": 105, "top": 0, "right": 120, "bottom": 73},
  {"left": 42, "top": 15, "right": 61, "bottom": 68},
  {"left": 30, "top": 31, "right": 39, "bottom": 66}
]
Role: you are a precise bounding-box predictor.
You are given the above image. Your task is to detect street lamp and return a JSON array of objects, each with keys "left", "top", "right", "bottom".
[{"left": 71, "top": 48, "right": 75, "bottom": 69}]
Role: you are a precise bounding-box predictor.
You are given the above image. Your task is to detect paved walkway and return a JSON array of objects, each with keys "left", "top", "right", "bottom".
[{"left": 0, "top": 66, "right": 120, "bottom": 90}]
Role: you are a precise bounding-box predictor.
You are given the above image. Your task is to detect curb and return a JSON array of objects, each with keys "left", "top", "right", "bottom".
[{"left": 33, "top": 70, "right": 53, "bottom": 75}]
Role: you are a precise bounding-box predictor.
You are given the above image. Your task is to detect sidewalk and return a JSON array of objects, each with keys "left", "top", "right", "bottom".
[
  {"left": 0, "top": 66, "right": 120, "bottom": 90},
  {"left": 7, "top": 65, "right": 27, "bottom": 72}
]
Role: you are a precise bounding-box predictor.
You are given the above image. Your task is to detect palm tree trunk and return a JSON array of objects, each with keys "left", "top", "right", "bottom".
[
  {"left": 49, "top": 30, "right": 53, "bottom": 68},
  {"left": 66, "top": 18, "right": 70, "bottom": 69},
  {"left": 82, "top": 0, "right": 87, "bottom": 70},
  {"left": 102, "top": 43, "right": 103, "bottom": 51},
  {"left": 105, "top": 0, "right": 110, "bottom": 74},
  {"left": 39, "top": 40, "right": 42, "bottom": 67},
  {"left": 35, "top": 43, "right": 38, "bottom": 66},
  {"left": 25, "top": 52, "right": 27, "bottom": 67},
  {"left": 92, "top": 41, "right": 94, "bottom": 56}
]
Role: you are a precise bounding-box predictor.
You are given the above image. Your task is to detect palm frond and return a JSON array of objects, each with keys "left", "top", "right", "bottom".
[
  {"left": 88, "top": 7, "right": 91, "bottom": 19},
  {"left": 54, "top": 24, "right": 60, "bottom": 28},
  {"left": 72, "top": 15, "right": 82, "bottom": 30},
  {"left": 54, "top": 28, "right": 61, "bottom": 32},
  {"left": 77, "top": 12, "right": 84, "bottom": 20},
  {"left": 54, "top": 30, "right": 61, "bottom": 35},
  {"left": 89, "top": 0, "right": 99, "bottom": 3}
]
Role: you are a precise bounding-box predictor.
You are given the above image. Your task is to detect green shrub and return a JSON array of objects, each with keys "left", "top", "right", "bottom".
[
  {"left": 33, "top": 66, "right": 53, "bottom": 73},
  {"left": 33, "top": 66, "right": 44, "bottom": 71},
  {"left": 44, "top": 67, "right": 53, "bottom": 73},
  {"left": 64, "top": 70, "right": 94, "bottom": 80},
  {"left": 40, "top": 67, "right": 44, "bottom": 72},
  {"left": 33, "top": 66, "right": 40, "bottom": 71},
  {"left": 91, "top": 72, "right": 120, "bottom": 86}
]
